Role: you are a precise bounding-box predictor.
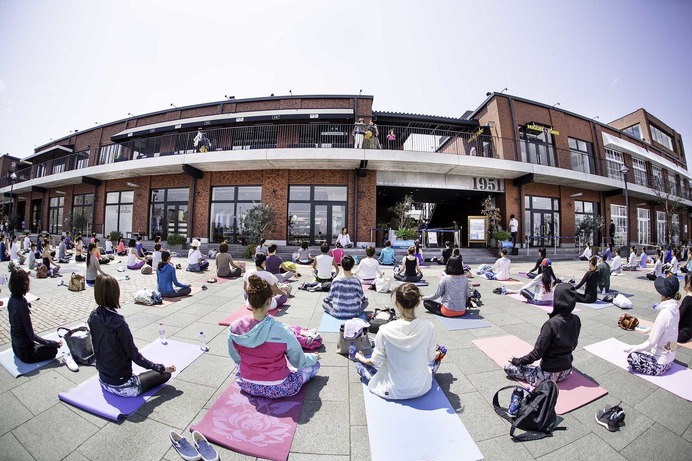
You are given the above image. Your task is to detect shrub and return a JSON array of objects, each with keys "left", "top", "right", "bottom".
[
  {"left": 395, "top": 228, "right": 418, "bottom": 240},
  {"left": 244, "top": 243, "right": 255, "bottom": 259},
  {"left": 167, "top": 234, "right": 187, "bottom": 245},
  {"left": 492, "top": 230, "right": 512, "bottom": 241},
  {"left": 108, "top": 230, "right": 121, "bottom": 243}
]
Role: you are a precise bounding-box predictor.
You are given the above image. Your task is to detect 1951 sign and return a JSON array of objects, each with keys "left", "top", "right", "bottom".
[{"left": 472, "top": 177, "right": 504, "bottom": 192}]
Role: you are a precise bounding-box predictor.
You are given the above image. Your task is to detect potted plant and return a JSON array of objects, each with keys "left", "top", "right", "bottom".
[
  {"left": 166, "top": 233, "right": 187, "bottom": 250},
  {"left": 492, "top": 230, "right": 512, "bottom": 248}
]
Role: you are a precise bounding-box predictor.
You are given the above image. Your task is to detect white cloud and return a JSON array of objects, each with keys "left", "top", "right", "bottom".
[{"left": 0, "top": 80, "right": 5, "bottom": 92}]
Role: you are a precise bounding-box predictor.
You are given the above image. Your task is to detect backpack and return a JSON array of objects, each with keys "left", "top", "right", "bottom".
[
  {"left": 492, "top": 380, "right": 562, "bottom": 441},
  {"left": 368, "top": 307, "right": 396, "bottom": 333},
  {"left": 602, "top": 291, "right": 617, "bottom": 303},
  {"left": 618, "top": 313, "right": 639, "bottom": 330}
]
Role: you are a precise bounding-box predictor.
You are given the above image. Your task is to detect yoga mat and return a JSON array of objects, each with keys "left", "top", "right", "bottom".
[
  {"left": 506, "top": 293, "right": 581, "bottom": 314},
  {"left": 158, "top": 286, "right": 203, "bottom": 306},
  {"left": 578, "top": 299, "right": 611, "bottom": 309},
  {"left": 363, "top": 380, "right": 483, "bottom": 461},
  {"left": 0, "top": 330, "right": 70, "bottom": 378},
  {"left": 584, "top": 338, "right": 692, "bottom": 401},
  {"left": 488, "top": 277, "right": 523, "bottom": 285},
  {"left": 218, "top": 307, "right": 280, "bottom": 327},
  {"left": 471, "top": 282, "right": 481, "bottom": 287},
  {"left": 58, "top": 339, "right": 204, "bottom": 420},
  {"left": 190, "top": 380, "right": 305, "bottom": 461},
  {"left": 436, "top": 312, "right": 490, "bottom": 330},
  {"left": 412, "top": 281, "right": 429, "bottom": 286},
  {"left": 0, "top": 292, "right": 40, "bottom": 306},
  {"left": 633, "top": 319, "right": 692, "bottom": 350},
  {"left": 473, "top": 335, "right": 608, "bottom": 414},
  {"left": 317, "top": 312, "right": 367, "bottom": 333}
]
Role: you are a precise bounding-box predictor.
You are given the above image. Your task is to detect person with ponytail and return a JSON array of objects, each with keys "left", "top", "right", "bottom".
[
  {"left": 625, "top": 274, "right": 680, "bottom": 376},
  {"left": 85, "top": 242, "right": 106, "bottom": 286},
  {"left": 354, "top": 283, "right": 442, "bottom": 400},
  {"left": 519, "top": 258, "right": 555, "bottom": 305},
  {"left": 574, "top": 256, "right": 599, "bottom": 303},
  {"left": 156, "top": 251, "right": 192, "bottom": 298},
  {"left": 228, "top": 275, "right": 320, "bottom": 398},
  {"left": 678, "top": 273, "right": 692, "bottom": 343}
]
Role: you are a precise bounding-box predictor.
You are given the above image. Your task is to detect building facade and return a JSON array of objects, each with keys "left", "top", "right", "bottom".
[{"left": 1, "top": 93, "right": 689, "bottom": 249}]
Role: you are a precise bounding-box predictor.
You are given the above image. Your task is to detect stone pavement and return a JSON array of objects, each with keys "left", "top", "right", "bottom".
[{"left": 0, "top": 256, "right": 690, "bottom": 460}]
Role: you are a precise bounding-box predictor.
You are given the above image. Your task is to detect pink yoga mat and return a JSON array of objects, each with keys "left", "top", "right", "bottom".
[
  {"left": 472, "top": 335, "right": 607, "bottom": 414},
  {"left": 158, "top": 286, "right": 204, "bottom": 306},
  {"left": 584, "top": 338, "right": 692, "bottom": 401},
  {"left": 190, "top": 381, "right": 305, "bottom": 461},
  {"left": 218, "top": 307, "right": 280, "bottom": 326},
  {"left": 506, "top": 293, "right": 581, "bottom": 314}
]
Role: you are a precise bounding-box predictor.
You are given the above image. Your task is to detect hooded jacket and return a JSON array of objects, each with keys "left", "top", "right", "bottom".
[
  {"left": 88, "top": 306, "right": 164, "bottom": 386},
  {"left": 512, "top": 284, "right": 581, "bottom": 372},
  {"left": 367, "top": 318, "right": 437, "bottom": 400},
  {"left": 228, "top": 316, "right": 317, "bottom": 383},
  {"left": 625, "top": 298, "right": 679, "bottom": 365},
  {"left": 157, "top": 263, "right": 187, "bottom": 295}
]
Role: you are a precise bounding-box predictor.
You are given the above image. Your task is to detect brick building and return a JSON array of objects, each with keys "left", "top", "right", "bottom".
[{"left": 0, "top": 93, "right": 689, "bottom": 249}]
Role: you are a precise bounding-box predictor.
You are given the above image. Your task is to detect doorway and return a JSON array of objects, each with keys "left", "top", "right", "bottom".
[
  {"left": 31, "top": 199, "right": 42, "bottom": 233},
  {"left": 525, "top": 196, "right": 560, "bottom": 247},
  {"left": 287, "top": 185, "right": 348, "bottom": 245}
]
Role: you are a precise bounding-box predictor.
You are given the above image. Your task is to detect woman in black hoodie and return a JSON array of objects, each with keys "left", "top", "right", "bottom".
[
  {"left": 88, "top": 274, "right": 175, "bottom": 397},
  {"left": 504, "top": 283, "right": 581, "bottom": 386}
]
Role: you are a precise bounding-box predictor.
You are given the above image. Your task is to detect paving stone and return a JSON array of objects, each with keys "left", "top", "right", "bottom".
[
  {"left": 158, "top": 311, "right": 200, "bottom": 329},
  {"left": 455, "top": 392, "right": 508, "bottom": 442},
  {"left": 466, "top": 369, "right": 515, "bottom": 403},
  {"left": 176, "top": 351, "right": 233, "bottom": 388},
  {"left": 0, "top": 432, "right": 35, "bottom": 461},
  {"left": 349, "top": 382, "right": 367, "bottom": 426},
  {"left": 521, "top": 414, "right": 592, "bottom": 458},
  {"left": 171, "top": 322, "right": 226, "bottom": 343},
  {"left": 476, "top": 434, "right": 535, "bottom": 460},
  {"left": 11, "top": 369, "right": 76, "bottom": 415},
  {"left": 537, "top": 432, "right": 627, "bottom": 460},
  {"left": 133, "top": 323, "right": 183, "bottom": 343},
  {"left": 0, "top": 391, "right": 33, "bottom": 436},
  {"left": 122, "top": 312, "right": 165, "bottom": 330},
  {"left": 634, "top": 388, "right": 692, "bottom": 436},
  {"left": 620, "top": 423, "right": 692, "bottom": 461},
  {"left": 452, "top": 344, "right": 504, "bottom": 375},
  {"left": 433, "top": 328, "right": 476, "bottom": 350},
  {"left": 570, "top": 398, "right": 653, "bottom": 451},
  {"left": 304, "top": 365, "right": 348, "bottom": 402},
  {"left": 292, "top": 400, "right": 349, "bottom": 455},
  {"left": 594, "top": 368, "right": 658, "bottom": 408},
  {"left": 13, "top": 404, "right": 99, "bottom": 461},
  {"left": 349, "top": 425, "right": 371, "bottom": 461},
  {"left": 53, "top": 360, "right": 100, "bottom": 385},
  {"left": 61, "top": 451, "right": 91, "bottom": 461},
  {"left": 136, "top": 378, "right": 216, "bottom": 430}
]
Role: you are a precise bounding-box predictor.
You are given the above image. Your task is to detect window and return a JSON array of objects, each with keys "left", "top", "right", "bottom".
[
  {"left": 656, "top": 211, "right": 666, "bottom": 244},
  {"left": 651, "top": 165, "right": 663, "bottom": 189},
  {"left": 622, "top": 124, "right": 642, "bottom": 140},
  {"left": 150, "top": 188, "right": 189, "bottom": 239},
  {"left": 668, "top": 172, "right": 677, "bottom": 196},
  {"left": 99, "top": 144, "right": 122, "bottom": 164},
  {"left": 650, "top": 125, "right": 673, "bottom": 150},
  {"left": 524, "top": 196, "right": 560, "bottom": 247},
  {"left": 52, "top": 161, "right": 65, "bottom": 175},
  {"left": 104, "top": 191, "right": 134, "bottom": 236},
  {"left": 574, "top": 200, "right": 599, "bottom": 244},
  {"left": 631, "top": 158, "right": 647, "bottom": 186},
  {"left": 288, "top": 185, "right": 348, "bottom": 245},
  {"left": 132, "top": 138, "right": 161, "bottom": 159},
  {"left": 71, "top": 193, "right": 94, "bottom": 235},
  {"left": 210, "top": 186, "right": 262, "bottom": 243},
  {"left": 568, "top": 137, "right": 594, "bottom": 174},
  {"left": 637, "top": 208, "right": 650, "bottom": 246},
  {"left": 48, "top": 196, "right": 64, "bottom": 234},
  {"left": 519, "top": 126, "right": 556, "bottom": 167},
  {"left": 610, "top": 204, "right": 627, "bottom": 245},
  {"left": 605, "top": 148, "right": 624, "bottom": 180},
  {"left": 672, "top": 214, "right": 680, "bottom": 245}
]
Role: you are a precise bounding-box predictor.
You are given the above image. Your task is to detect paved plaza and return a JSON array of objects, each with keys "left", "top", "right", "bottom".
[{"left": 0, "top": 256, "right": 690, "bottom": 461}]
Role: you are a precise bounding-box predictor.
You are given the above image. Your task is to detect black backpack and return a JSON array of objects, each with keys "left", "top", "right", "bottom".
[
  {"left": 492, "top": 380, "right": 563, "bottom": 441},
  {"left": 368, "top": 308, "right": 396, "bottom": 333}
]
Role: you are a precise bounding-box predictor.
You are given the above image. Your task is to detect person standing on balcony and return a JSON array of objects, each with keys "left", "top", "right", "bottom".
[
  {"left": 194, "top": 128, "right": 211, "bottom": 153},
  {"left": 386, "top": 129, "right": 396, "bottom": 149},
  {"left": 363, "top": 120, "right": 380, "bottom": 149},
  {"left": 352, "top": 118, "right": 366, "bottom": 149},
  {"left": 509, "top": 214, "right": 519, "bottom": 247}
]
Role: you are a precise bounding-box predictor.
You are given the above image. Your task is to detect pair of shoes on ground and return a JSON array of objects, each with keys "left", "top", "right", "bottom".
[
  {"left": 595, "top": 401, "right": 626, "bottom": 432},
  {"left": 170, "top": 430, "right": 218, "bottom": 461}
]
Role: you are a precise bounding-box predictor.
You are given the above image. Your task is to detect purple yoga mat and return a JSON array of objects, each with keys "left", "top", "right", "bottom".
[
  {"left": 58, "top": 339, "right": 205, "bottom": 421},
  {"left": 506, "top": 293, "right": 582, "bottom": 314},
  {"left": 190, "top": 381, "right": 305, "bottom": 461}
]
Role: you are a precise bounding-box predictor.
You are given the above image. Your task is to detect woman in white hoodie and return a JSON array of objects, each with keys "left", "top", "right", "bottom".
[
  {"left": 624, "top": 274, "right": 680, "bottom": 376},
  {"left": 485, "top": 248, "right": 511, "bottom": 281},
  {"left": 610, "top": 248, "right": 623, "bottom": 275},
  {"left": 354, "top": 283, "right": 442, "bottom": 400}
]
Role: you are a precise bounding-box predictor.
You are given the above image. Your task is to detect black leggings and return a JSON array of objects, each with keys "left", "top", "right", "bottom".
[
  {"left": 139, "top": 370, "right": 172, "bottom": 393},
  {"left": 394, "top": 273, "right": 422, "bottom": 282},
  {"left": 575, "top": 292, "right": 597, "bottom": 304},
  {"left": 15, "top": 344, "right": 59, "bottom": 363}
]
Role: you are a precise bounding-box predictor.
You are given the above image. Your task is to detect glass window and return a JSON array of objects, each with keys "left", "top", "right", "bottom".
[
  {"left": 99, "top": 144, "right": 122, "bottom": 164},
  {"left": 632, "top": 158, "right": 647, "bottom": 186},
  {"left": 623, "top": 124, "right": 642, "bottom": 140},
  {"left": 657, "top": 211, "right": 667, "bottom": 244},
  {"left": 166, "top": 188, "right": 189, "bottom": 202},
  {"left": 651, "top": 165, "right": 663, "bottom": 189},
  {"left": 672, "top": 214, "right": 680, "bottom": 245},
  {"left": 611, "top": 204, "right": 627, "bottom": 246},
  {"left": 525, "top": 195, "right": 560, "bottom": 247},
  {"left": 650, "top": 125, "right": 673, "bottom": 150},
  {"left": 314, "top": 186, "right": 347, "bottom": 201},
  {"left": 519, "top": 126, "right": 556, "bottom": 167},
  {"left": 289, "top": 186, "right": 311, "bottom": 201},
  {"left": 605, "top": 148, "right": 624, "bottom": 180},
  {"left": 575, "top": 200, "right": 599, "bottom": 245},
  {"left": 71, "top": 193, "right": 94, "bottom": 235},
  {"left": 287, "top": 185, "right": 349, "bottom": 245},
  {"left": 209, "top": 186, "right": 262, "bottom": 243},
  {"left": 669, "top": 172, "right": 677, "bottom": 196},
  {"left": 568, "top": 137, "right": 594, "bottom": 174},
  {"left": 637, "top": 208, "right": 650, "bottom": 246},
  {"left": 150, "top": 188, "right": 190, "bottom": 238},
  {"left": 531, "top": 196, "right": 553, "bottom": 210},
  {"left": 237, "top": 186, "right": 262, "bottom": 201},
  {"left": 104, "top": 191, "right": 134, "bottom": 236},
  {"left": 48, "top": 196, "right": 64, "bottom": 234}
]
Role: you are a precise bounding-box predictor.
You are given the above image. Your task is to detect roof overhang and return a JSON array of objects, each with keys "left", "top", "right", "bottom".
[{"left": 23, "top": 145, "right": 74, "bottom": 163}]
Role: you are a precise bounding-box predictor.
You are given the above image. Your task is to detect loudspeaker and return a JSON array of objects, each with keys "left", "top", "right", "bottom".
[{"left": 357, "top": 168, "right": 368, "bottom": 178}]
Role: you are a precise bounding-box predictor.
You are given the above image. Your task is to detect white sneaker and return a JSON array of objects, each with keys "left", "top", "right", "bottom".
[{"left": 63, "top": 353, "right": 79, "bottom": 372}]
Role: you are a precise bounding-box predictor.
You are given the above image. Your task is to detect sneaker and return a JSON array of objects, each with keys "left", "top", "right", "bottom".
[
  {"left": 595, "top": 402, "right": 626, "bottom": 432},
  {"left": 176, "top": 263, "right": 182, "bottom": 269},
  {"left": 62, "top": 353, "right": 79, "bottom": 372},
  {"left": 169, "top": 431, "right": 201, "bottom": 461},
  {"left": 192, "top": 431, "right": 219, "bottom": 461},
  {"left": 201, "top": 285, "right": 208, "bottom": 291}
]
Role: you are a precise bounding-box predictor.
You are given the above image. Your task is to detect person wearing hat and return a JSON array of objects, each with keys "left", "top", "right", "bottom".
[
  {"left": 624, "top": 274, "right": 680, "bottom": 376},
  {"left": 187, "top": 239, "right": 209, "bottom": 272},
  {"left": 504, "top": 283, "right": 581, "bottom": 386},
  {"left": 352, "top": 118, "right": 366, "bottom": 149},
  {"left": 519, "top": 258, "right": 555, "bottom": 305}
]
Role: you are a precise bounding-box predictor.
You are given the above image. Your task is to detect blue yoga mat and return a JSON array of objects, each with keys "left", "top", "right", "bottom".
[
  {"left": 0, "top": 329, "right": 74, "bottom": 378},
  {"left": 363, "top": 379, "right": 483, "bottom": 461},
  {"left": 436, "top": 313, "right": 490, "bottom": 331},
  {"left": 317, "top": 312, "right": 367, "bottom": 333}
]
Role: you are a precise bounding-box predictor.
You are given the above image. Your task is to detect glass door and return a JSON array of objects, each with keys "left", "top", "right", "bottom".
[
  {"left": 314, "top": 205, "right": 328, "bottom": 244},
  {"left": 166, "top": 205, "right": 188, "bottom": 239},
  {"left": 330, "top": 205, "right": 346, "bottom": 244},
  {"left": 31, "top": 200, "right": 42, "bottom": 233}
]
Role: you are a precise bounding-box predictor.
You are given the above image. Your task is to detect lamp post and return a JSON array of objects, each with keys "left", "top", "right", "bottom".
[
  {"left": 619, "top": 165, "right": 629, "bottom": 247},
  {"left": 8, "top": 172, "right": 17, "bottom": 235}
]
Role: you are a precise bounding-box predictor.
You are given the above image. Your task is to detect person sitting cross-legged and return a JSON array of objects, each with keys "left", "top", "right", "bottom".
[
  {"left": 215, "top": 242, "right": 243, "bottom": 278},
  {"left": 157, "top": 251, "right": 192, "bottom": 298},
  {"left": 596, "top": 254, "right": 611, "bottom": 294},
  {"left": 353, "top": 246, "right": 383, "bottom": 282},
  {"left": 622, "top": 246, "right": 639, "bottom": 271},
  {"left": 504, "top": 283, "right": 581, "bottom": 386},
  {"left": 520, "top": 258, "right": 556, "bottom": 306},
  {"left": 394, "top": 246, "right": 423, "bottom": 282},
  {"left": 378, "top": 240, "right": 396, "bottom": 266},
  {"left": 127, "top": 238, "right": 146, "bottom": 270},
  {"left": 265, "top": 244, "right": 296, "bottom": 282},
  {"left": 187, "top": 239, "right": 209, "bottom": 272},
  {"left": 322, "top": 255, "right": 369, "bottom": 318},
  {"left": 423, "top": 256, "right": 469, "bottom": 316},
  {"left": 485, "top": 248, "right": 511, "bottom": 281},
  {"left": 244, "top": 253, "right": 289, "bottom": 311},
  {"left": 312, "top": 242, "right": 339, "bottom": 282}
]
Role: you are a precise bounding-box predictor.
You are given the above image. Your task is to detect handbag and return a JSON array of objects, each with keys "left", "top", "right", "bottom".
[
  {"left": 368, "top": 308, "right": 396, "bottom": 333},
  {"left": 67, "top": 273, "right": 86, "bottom": 292},
  {"left": 492, "top": 381, "right": 562, "bottom": 441},
  {"left": 612, "top": 294, "right": 633, "bottom": 309},
  {"left": 288, "top": 325, "right": 323, "bottom": 350},
  {"left": 337, "top": 324, "right": 372, "bottom": 355},
  {"left": 602, "top": 291, "right": 617, "bottom": 303},
  {"left": 141, "top": 265, "right": 152, "bottom": 275},
  {"left": 57, "top": 326, "right": 96, "bottom": 365},
  {"left": 618, "top": 313, "right": 639, "bottom": 330},
  {"left": 36, "top": 265, "right": 49, "bottom": 279},
  {"left": 374, "top": 275, "right": 391, "bottom": 293}
]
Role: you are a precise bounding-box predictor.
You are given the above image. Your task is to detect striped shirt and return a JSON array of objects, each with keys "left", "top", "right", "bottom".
[{"left": 323, "top": 276, "right": 367, "bottom": 318}]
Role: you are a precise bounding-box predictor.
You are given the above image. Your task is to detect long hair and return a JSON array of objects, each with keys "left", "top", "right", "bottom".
[
  {"left": 541, "top": 265, "right": 555, "bottom": 293},
  {"left": 86, "top": 242, "right": 96, "bottom": 267}
]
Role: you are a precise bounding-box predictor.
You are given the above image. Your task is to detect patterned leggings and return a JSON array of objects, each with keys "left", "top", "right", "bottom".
[
  {"left": 237, "top": 363, "right": 320, "bottom": 399},
  {"left": 503, "top": 363, "right": 572, "bottom": 387},
  {"left": 627, "top": 352, "right": 672, "bottom": 376}
]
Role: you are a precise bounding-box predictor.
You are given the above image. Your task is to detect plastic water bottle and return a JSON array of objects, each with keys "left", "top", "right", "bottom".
[
  {"left": 652, "top": 304, "right": 658, "bottom": 310},
  {"left": 158, "top": 323, "right": 167, "bottom": 345},
  {"left": 501, "top": 285, "right": 506, "bottom": 295},
  {"left": 508, "top": 387, "right": 526, "bottom": 417},
  {"left": 199, "top": 331, "right": 208, "bottom": 352},
  {"left": 348, "top": 341, "right": 357, "bottom": 361}
]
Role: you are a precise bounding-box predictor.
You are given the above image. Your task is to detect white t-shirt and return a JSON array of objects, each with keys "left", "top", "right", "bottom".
[
  {"left": 127, "top": 249, "right": 137, "bottom": 266},
  {"left": 151, "top": 250, "right": 162, "bottom": 270},
  {"left": 353, "top": 257, "right": 382, "bottom": 280},
  {"left": 336, "top": 233, "right": 352, "bottom": 247},
  {"left": 315, "top": 254, "right": 334, "bottom": 279},
  {"left": 187, "top": 249, "right": 203, "bottom": 265},
  {"left": 509, "top": 218, "right": 518, "bottom": 233},
  {"left": 581, "top": 247, "right": 592, "bottom": 259},
  {"left": 610, "top": 255, "right": 622, "bottom": 271},
  {"left": 23, "top": 236, "right": 30, "bottom": 251},
  {"left": 105, "top": 240, "right": 113, "bottom": 252},
  {"left": 491, "top": 256, "right": 511, "bottom": 281},
  {"left": 10, "top": 242, "right": 19, "bottom": 260}
]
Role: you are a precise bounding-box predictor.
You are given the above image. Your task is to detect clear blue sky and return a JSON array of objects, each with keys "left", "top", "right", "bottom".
[{"left": 0, "top": 0, "right": 690, "bottom": 165}]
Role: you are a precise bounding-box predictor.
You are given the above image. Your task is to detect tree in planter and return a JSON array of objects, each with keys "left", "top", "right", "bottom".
[
  {"left": 576, "top": 215, "right": 604, "bottom": 247},
  {"left": 64, "top": 212, "right": 88, "bottom": 235},
  {"left": 481, "top": 195, "right": 502, "bottom": 241},
  {"left": 652, "top": 176, "right": 683, "bottom": 246},
  {"left": 244, "top": 203, "right": 277, "bottom": 246}
]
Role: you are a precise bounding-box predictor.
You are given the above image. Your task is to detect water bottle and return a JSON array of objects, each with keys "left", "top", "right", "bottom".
[
  {"left": 652, "top": 304, "right": 658, "bottom": 310},
  {"left": 501, "top": 285, "right": 506, "bottom": 295},
  {"left": 507, "top": 387, "right": 526, "bottom": 417},
  {"left": 158, "top": 323, "right": 167, "bottom": 345},
  {"left": 348, "top": 341, "right": 357, "bottom": 361},
  {"left": 199, "top": 331, "right": 208, "bottom": 352}
]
